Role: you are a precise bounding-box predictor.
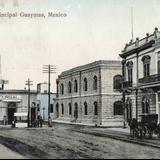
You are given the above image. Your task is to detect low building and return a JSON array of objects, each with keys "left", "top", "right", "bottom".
[
  {"left": 55, "top": 60, "right": 123, "bottom": 127},
  {"left": 119, "top": 27, "right": 160, "bottom": 124},
  {"left": 0, "top": 89, "right": 37, "bottom": 124}
]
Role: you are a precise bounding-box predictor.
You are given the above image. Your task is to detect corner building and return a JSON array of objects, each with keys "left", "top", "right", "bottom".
[
  {"left": 55, "top": 60, "right": 123, "bottom": 127},
  {"left": 120, "top": 27, "right": 160, "bottom": 124}
]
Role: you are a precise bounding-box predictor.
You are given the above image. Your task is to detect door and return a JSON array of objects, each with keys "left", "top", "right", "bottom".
[
  {"left": 56, "top": 103, "right": 59, "bottom": 118},
  {"left": 74, "top": 103, "right": 78, "bottom": 119},
  {"left": 7, "top": 102, "right": 17, "bottom": 124}
]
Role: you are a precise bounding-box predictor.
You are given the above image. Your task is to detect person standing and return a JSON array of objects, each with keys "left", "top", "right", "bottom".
[{"left": 48, "top": 116, "right": 52, "bottom": 127}]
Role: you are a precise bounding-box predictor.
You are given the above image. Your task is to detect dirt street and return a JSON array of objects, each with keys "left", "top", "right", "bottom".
[{"left": 0, "top": 124, "right": 160, "bottom": 159}]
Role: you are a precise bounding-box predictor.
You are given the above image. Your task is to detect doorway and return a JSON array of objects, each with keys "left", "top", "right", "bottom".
[
  {"left": 56, "top": 103, "right": 59, "bottom": 118},
  {"left": 7, "top": 102, "right": 17, "bottom": 124},
  {"left": 74, "top": 103, "right": 78, "bottom": 119}
]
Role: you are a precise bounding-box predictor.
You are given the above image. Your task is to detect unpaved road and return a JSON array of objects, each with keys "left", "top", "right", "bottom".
[
  {"left": 0, "top": 124, "right": 160, "bottom": 159},
  {"left": 0, "top": 144, "right": 26, "bottom": 159}
]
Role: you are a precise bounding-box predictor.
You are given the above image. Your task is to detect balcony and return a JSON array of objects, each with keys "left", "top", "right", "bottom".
[
  {"left": 123, "top": 81, "right": 133, "bottom": 88},
  {"left": 139, "top": 74, "right": 160, "bottom": 85}
]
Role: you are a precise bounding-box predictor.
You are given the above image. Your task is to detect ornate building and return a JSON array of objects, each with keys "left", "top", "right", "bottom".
[
  {"left": 119, "top": 27, "right": 160, "bottom": 124},
  {"left": 54, "top": 60, "right": 123, "bottom": 127}
]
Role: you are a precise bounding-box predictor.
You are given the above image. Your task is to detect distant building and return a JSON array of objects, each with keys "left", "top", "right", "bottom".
[
  {"left": 37, "top": 83, "right": 56, "bottom": 121},
  {"left": 119, "top": 27, "right": 160, "bottom": 124},
  {"left": 55, "top": 60, "right": 123, "bottom": 127},
  {"left": 0, "top": 83, "right": 56, "bottom": 124},
  {"left": 0, "top": 89, "right": 37, "bottom": 124}
]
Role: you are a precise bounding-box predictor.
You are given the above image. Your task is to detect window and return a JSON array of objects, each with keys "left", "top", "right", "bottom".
[
  {"left": 84, "top": 78, "right": 88, "bottom": 91},
  {"left": 113, "top": 75, "right": 122, "bottom": 90},
  {"left": 114, "top": 101, "right": 123, "bottom": 115},
  {"left": 60, "top": 83, "right": 64, "bottom": 95},
  {"left": 142, "top": 55, "right": 151, "bottom": 77},
  {"left": 94, "top": 102, "right": 98, "bottom": 115},
  {"left": 84, "top": 102, "right": 88, "bottom": 115},
  {"left": 142, "top": 97, "right": 150, "bottom": 114},
  {"left": 93, "top": 76, "right": 98, "bottom": 90},
  {"left": 74, "top": 80, "right": 78, "bottom": 92},
  {"left": 69, "top": 103, "right": 72, "bottom": 115},
  {"left": 61, "top": 104, "right": 64, "bottom": 115},
  {"left": 68, "top": 81, "right": 72, "bottom": 93},
  {"left": 50, "top": 104, "right": 53, "bottom": 113},
  {"left": 126, "top": 61, "right": 133, "bottom": 82}
]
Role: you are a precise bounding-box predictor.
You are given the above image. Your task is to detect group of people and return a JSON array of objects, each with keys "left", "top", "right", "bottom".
[{"left": 31, "top": 115, "right": 53, "bottom": 128}]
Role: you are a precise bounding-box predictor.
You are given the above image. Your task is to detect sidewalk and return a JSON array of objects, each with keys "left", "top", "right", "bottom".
[{"left": 0, "top": 144, "right": 26, "bottom": 159}]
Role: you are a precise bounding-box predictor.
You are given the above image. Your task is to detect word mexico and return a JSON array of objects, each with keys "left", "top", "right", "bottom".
[{"left": 0, "top": 12, "right": 67, "bottom": 19}]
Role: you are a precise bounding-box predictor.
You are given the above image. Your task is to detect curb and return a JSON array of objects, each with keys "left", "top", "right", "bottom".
[{"left": 72, "top": 129, "right": 160, "bottom": 149}]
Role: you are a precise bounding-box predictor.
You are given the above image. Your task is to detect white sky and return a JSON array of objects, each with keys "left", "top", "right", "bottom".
[{"left": 0, "top": 0, "right": 160, "bottom": 91}]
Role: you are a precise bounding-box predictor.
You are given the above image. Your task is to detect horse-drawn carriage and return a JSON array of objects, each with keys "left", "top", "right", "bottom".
[{"left": 129, "top": 114, "right": 160, "bottom": 139}]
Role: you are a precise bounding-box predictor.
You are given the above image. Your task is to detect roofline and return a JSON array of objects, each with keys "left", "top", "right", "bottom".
[{"left": 119, "top": 40, "right": 155, "bottom": 59}]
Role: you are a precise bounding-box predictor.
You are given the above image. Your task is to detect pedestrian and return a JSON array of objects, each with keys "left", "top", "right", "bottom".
[{"left": 48, "top": 116, "right": 52, "bottom": 127}]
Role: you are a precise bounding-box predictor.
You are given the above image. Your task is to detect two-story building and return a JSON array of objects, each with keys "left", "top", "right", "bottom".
[
  {"left": 119, "top": 27, "right": 160, "bottom": 123},
  {"left": 54, "top": 60, "right": 123, "bottom": 127}
]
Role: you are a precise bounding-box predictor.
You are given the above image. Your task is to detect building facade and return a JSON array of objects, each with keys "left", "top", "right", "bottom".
[
  {"left": 0, "top": 90, "right": 37, "bottom": 124},
  {"left": 55, "top": 60, "right": 123, "bottom": 127},
  {"left": 37, "top": 83, "right": 56, "bottom": 121},
  {"left": 119, "top": 27, "right": 160, "bottom": 123}
]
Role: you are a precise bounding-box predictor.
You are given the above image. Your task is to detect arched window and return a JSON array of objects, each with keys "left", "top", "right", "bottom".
[
  {"left": 113, "top": 75, "right": 122, "bottom": 90},
  {"left": 84, "top": 78, "right": 88, "bottom": 91},
  {"left": 94, "top": 102, "right": 98, "bottom": 115},
  {"left": 142, "top": 97, "right": 150, "bottom": 114},
  {"left": 60, "top": 83, "right": 64, "bottom": 95},
  {"left": 68, "top": 81, "right": 72, "bottom": 93},
  {"left": 84, "top": 102, "right": 88, "bottom": 115},
  {"left": 93, "top": 76, "right": 98, "bottom": 90},
  {"left": 69, "top": 103, "right": 72, "bottom": 115},
  {"left": 114, "top": 101, "right": 123, "bottom": 115},
  {"left": 61, "top": 104, "right": 64, "bottom": 115},
  {"left": 74, "top": 80, "right": 78, "bottom": 92},
  {"left": 126, "top": 61, "right": 133, "bottom": 82},
  {"left": 142, "top": 55, "right": 151, "bottom": 77}
]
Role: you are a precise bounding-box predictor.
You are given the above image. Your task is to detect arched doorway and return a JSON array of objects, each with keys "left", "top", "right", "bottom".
[
  {"left": 74, "top": 103, "right": 78, "bottom": 120},
  {"left": 126, "top": 98, "right": 132, "bottom": 122},
  {"left": 56, "top": 103, "right": 59, "bottom": 118},
  {"left": 7, "top": 102, "right": 17, "bottom": 124}
]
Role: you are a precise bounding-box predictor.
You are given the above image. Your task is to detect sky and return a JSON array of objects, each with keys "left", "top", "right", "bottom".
[{"left": 0, "top": 0, "right": 160, "bottom": 91}]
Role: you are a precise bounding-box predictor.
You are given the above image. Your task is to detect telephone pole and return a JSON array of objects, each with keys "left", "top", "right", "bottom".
[
  {"left": 43, "top": 65, "right": 56, "bottom": 119},
  {"left": 25, "top": 78, "right": 33, "bottom": 127}
]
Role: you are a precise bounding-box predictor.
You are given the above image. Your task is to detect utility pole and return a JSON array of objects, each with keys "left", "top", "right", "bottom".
[
  {"left": 25, "top": 78, "right": 33, "bottom": 127},
  {"left": 43, "top": 65, "right": 56, "bottom": 119}
]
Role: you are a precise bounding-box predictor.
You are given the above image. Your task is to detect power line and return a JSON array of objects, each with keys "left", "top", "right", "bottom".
[
  {"left": 25, "top": 78, "right": 33, "bottom": 128},
  {"left": 43, "top": 65, "right": 56, "bottom": 119}
]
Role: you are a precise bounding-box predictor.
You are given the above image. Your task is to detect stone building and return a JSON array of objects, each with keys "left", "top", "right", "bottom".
[
  {"left": 119, "top": 27, "right": 160, "bottom": 124},
  {"left": 54, "top": 60, "right": 123, "bottom": 127}
]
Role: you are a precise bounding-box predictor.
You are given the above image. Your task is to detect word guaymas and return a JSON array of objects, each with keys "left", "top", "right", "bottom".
[{"left": 0, "top": 12, "right": 67, "bottom": 19}]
